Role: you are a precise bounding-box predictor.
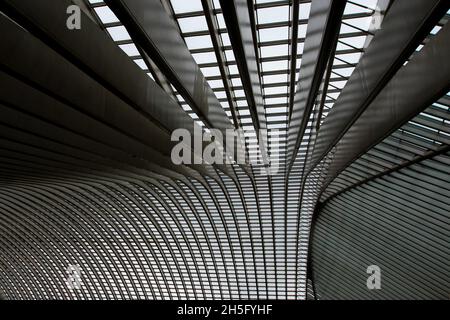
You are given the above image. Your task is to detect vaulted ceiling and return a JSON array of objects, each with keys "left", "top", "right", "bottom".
[{"left": 0, "top": 0, "right": 448, "bottom": 300}]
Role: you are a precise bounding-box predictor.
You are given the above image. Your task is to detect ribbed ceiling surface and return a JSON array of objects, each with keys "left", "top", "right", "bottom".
[{"left": 0, "top": 0, "right": 449, "bottom": 300}]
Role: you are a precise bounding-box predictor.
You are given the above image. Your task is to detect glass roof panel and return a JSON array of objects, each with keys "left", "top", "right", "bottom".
[
  {"left": 171, "top": 0, "right": 203, "bottom": 13},
  {"left": 259, "top": 27, "right": 289, "bottom": 42},
  {"left": 107, "top": 26, "right": 131, "bottom": 41},
  {"left": 94, "top": 6, "right": 119, "bottom": 23},
  {"left": 257, "top": 6, "right": 289, "bottom": 24},
  {"left": 119, "top": 44, "right": 139, "bottom": 56},
  {"left": 177, "top": 16, "right": 209, "bottom": 33},
  {"left": 184, "top": 35, "right": 213, "bottom": 50}
]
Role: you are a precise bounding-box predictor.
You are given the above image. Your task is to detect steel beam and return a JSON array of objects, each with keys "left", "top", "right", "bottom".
[
  {"left": 219, "top": 0, "right": 269, "bottom": 162},
  {"left": 0, "top": 2, "right": 242, "bottom": 180},
  {"left": 286, "top": 0, "right": 346, "bottom": 168},
  {"left": 310, "top": 0, "right": 450, "bottom": 171},
  {"left": 202, "top": 0, "right": 240, "bottom": 130},
  {"left": 288, "top": 0, "right": 300, "bottom": 123},
  {"left": 0, "top": 0, "right": 200, "bottom": 138},
  {"left": 104, "top": 0, "right": 233, "bottom": 132},
  {"left": 321, "top": 21, "right": 450, "bottom": 191},
  {"left": 0, "top": 14, "right": 199, "bottom": 170}
]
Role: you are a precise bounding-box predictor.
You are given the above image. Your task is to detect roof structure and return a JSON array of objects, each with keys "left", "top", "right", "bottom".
[{"left": 0, "top": 0, "right": 448, "bottom": 300}]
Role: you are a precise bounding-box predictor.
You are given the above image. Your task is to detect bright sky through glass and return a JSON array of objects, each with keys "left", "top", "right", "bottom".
[{"left": 87, "top": 0, "right": 393, "bottom": 156}]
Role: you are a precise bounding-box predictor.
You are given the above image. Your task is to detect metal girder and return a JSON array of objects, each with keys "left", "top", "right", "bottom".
[
  {"left": 288, "top": 0, "right": 300, "bottom": 122},
  {"left": 0, "top": 0, "right": 200, "bottom": 138},
  {"left": 177, "top": 11, "right": 373, "bottom": 38},
  {"left": 218, "top": 0, "right": 268, "bottom": 162},
  {"left": 306, "top": 21, "right": 450, "bottom": 289},
  {"left": 201, "top": 0, "right": 240, "bottom": 130},
  {"left": 0, "top": 2, "right": 243, "bottom": 182},
  {"left": 315, "top": 48, "right": 336, "bottom": 132},
  {"left": 104, "top": 0, "right": 233, "bottom": 132},
  {"left": 201, "top": 0, "right": 252, "bottom": 175},
  {"left": 0, "top": 14, "right": 203, "bottom": 174},
  {"left": 138, "top": 48, "right": 178, "bottom": 102},
  {"left": 310, "top": 0, "right": 450, "bottom": 170},
  {"left": 320, "top": 21, "right": 450, "bottom": 191},
  {"left": 286, "top": 0, "right": 346, "bottom": 168}
]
